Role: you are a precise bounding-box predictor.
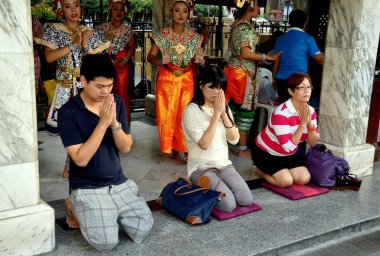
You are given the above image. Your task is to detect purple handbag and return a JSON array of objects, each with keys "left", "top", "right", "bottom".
[{"left": 305, "top": 144, "right": 350, "bottom": 187}]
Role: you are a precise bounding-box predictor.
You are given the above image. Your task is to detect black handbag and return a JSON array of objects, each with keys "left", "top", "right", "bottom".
[{"left": 156, "top": 177, "right": 222, "bottom": 225}]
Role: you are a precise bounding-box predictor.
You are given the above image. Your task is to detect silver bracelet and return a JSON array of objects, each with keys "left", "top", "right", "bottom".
[
  {"left": 82, "top": 45, "right": 89, "bottom": 53},
  {"left": 68, "top": 43, "right": 77, "bottom": 52},
  {"left": 261, "top": 53, "right": 267, "bottom": 61}
]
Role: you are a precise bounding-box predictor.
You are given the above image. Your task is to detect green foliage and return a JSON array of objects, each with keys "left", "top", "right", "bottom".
[
  {"left": 31, "top": 0, "right": 57, "bottom": 20},
  {"left": 79, "top": 0, "right": 153, "bottom": 22},
  {"left": 193, "top": 4, "right": 219, "bottom": 17},
  {"left": 80, "top": 0, "right": 104, "bottom": 19},
  {"left": 30, "top": 0, "right": 153, "bottom": 22},
  {"left": 128, "top": 0, "right": 152, "bottom": 22},
  {"left": 128, "top": 0, "right": 152, "bottom": 14}
]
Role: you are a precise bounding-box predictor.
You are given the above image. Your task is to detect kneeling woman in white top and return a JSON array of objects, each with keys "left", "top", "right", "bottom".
[{"left": 182, "top": 65, "right": 254, "bottom": 212}]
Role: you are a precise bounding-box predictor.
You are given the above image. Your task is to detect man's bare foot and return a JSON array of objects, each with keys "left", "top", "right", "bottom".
[
  {"left": 238, "top": 149, "right": 251, "bottom": 157},
  {"left": 64, "top": 197, "right": 79, "bottom": 229},
  {"left": 62, "top": 165, "right": 69, "bottom": 178}
]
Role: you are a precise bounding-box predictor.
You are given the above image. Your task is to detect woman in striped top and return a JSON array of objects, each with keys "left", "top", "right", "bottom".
[{"left": 251, "top": 73, "right": 319, "bottom": 188}]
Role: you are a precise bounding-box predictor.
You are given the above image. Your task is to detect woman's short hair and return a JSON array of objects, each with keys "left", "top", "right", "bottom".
[{"left": 286, "top": 73, "right": 311, "bottom": 91}]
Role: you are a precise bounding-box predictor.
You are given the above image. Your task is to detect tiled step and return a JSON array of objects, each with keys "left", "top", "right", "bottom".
[
  {"left": 264, "top": 216, "right": 380, "bottom": 256},
  {"left": 290, "top": 225, "right": 380, "bottom": 256}
]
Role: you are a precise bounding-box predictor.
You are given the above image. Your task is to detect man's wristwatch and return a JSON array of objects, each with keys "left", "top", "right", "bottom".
[{"left": 112, "top": 122, "right": 122, "bottom": 133}]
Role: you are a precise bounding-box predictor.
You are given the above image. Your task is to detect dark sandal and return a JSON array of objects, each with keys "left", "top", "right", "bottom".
[{"left": 331, "top": 174, "right": 362, "bottom": 191}]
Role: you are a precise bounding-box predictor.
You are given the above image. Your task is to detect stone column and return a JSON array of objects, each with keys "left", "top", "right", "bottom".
[
  {"left": 292, "top": 0, "right": 309, "bottom": 14},
  {"left": 319, "top": 0, "right": 380, "bottom": 176},
  {"left": 145, "top": 0, "right": 167, "bottom": 118},
  {"left": 0, "top": 1, "right": 55, "bottom": 255}
]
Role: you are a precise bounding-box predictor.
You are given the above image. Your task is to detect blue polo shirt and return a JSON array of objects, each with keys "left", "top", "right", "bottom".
[
  {"left": 273, "top": 27, "right": 321, "bottom": 80},
  {"left": 58, "top": 93, "right": 129, "bottom": 190}
]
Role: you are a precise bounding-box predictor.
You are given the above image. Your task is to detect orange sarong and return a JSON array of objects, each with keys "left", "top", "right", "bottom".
[
  {"left": 112, "top": 50, "right": 131, "bottom": 125},
  {"left": 224, "top": 66, "right": 247, "bottom": 105},
  {"left": 156, "top": 62, "right": 196, "bottom": 154}
]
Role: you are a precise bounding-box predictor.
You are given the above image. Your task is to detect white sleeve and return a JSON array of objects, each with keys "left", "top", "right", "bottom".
[
  {"left": 226, "top": 107, "right": 239, "bottom": 145},
  {"left": 182, "top": 104, "right": 204, "bottom": 144}
]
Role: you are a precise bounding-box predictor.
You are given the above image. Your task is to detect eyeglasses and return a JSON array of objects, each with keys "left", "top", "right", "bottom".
[{"left": 296, "top": 86, "right": 313, "bottom": 91}]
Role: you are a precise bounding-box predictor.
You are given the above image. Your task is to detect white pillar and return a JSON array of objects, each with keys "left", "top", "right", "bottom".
[
  {"left": 319, "top": 0, "right": 380, "bottom": 176},
  {"left": 0, "top": 1, "right": 55, "bottom": 255},
  {"left": 145, "top": 0, "right": 167, "bottom": 118}
]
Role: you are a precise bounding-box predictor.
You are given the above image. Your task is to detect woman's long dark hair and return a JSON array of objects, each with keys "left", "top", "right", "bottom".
[
  {"left": 234, "top": 2, "right": 250, "bottom": 20},
  {"left": 192, "top": 65, "right": 235, "bottom": 125}
]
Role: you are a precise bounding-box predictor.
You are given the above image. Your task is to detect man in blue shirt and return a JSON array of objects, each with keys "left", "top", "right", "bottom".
[
  {"left": 272, "top": 9, "right": 324, "bottom": 103},
  {"left": 58, "top": 54, "right": 153, "bottom": 252}
]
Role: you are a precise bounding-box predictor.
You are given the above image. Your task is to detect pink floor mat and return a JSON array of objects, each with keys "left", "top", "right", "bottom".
[
  {"left": 211, "top": 203, "right": 262, "bottom": 220},
  {"left": 261, "top": 182, "right": 330, "bottom": 200}
]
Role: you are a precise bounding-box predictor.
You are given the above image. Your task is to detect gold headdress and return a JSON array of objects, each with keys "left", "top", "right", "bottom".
[
  {"left": 108, "top": 0, "right": 127, "bottom": 9},
  {"left": 167, "top": 0, "right": 194, "bottom": 11}
]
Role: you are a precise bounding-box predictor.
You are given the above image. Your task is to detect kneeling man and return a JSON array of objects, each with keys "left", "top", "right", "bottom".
[{"left": 58, "top": 54, "right": 153, "bottom": 251}]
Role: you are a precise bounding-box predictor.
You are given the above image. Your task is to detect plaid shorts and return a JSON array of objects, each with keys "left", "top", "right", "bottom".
[{"left": 70, "top": 179, "right": 154, "bottom": 251}]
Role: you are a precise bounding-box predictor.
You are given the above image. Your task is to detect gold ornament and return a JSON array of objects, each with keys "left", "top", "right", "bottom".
[
  {"left": 63, "top": 22, "right": 80, "bottom": 43},
  {"left": 173, "top": 70, "right": 184, "bottom": 77},
  {"left": 167, "top": 0, "right": 194, "bottom": 10},
  {"left": 172, "top": 43, "right": 187, "bottom": 56},
  {"left": 108, "top": 0, "right": 126, "bottom": 9},
  {"left": 235, "top": 0, "right": 253, "bottom": 8},
  {"left": 106, "top": 32, "right": 117, "bottom": 41}
]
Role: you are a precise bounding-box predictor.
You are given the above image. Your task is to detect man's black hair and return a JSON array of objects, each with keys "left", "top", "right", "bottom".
[
  {"left": 289, "top": 9, "right": 307, "bottom": 28},
  {"left": 80, "top": 54, "right": 117, "bottom": 82}
]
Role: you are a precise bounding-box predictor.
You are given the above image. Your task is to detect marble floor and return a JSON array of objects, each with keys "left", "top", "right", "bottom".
[
  {"left": 43, "top": 161, "right": 380, "bottom": 256},
  {"left": 37, "top": 114, "right": 380, "bottom": 255},
  {"left": 38, "top": 114, "right": 258, "bottom": 202}
]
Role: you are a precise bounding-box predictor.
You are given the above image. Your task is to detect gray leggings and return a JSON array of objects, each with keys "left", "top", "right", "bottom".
[{"left": 190, "top": 165, "right": 254, "bottom": 212}]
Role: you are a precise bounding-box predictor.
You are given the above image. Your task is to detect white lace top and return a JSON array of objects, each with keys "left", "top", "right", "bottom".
[{"left": 182, "top": 103, "right": 239, "bottom": 176}]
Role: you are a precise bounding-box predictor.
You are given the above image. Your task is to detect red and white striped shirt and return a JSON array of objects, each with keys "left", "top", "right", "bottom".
[{"left": 255, "top": 99, "right": 319, "bottom": 156}]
